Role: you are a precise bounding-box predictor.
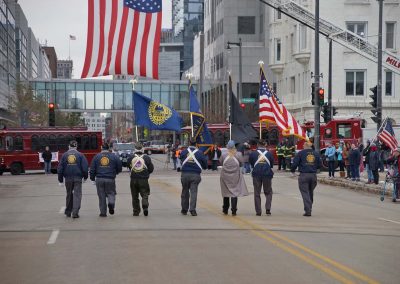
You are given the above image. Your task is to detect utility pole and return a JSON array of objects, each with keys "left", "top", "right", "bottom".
[
  {"left": 328, "top": 39, "right": 332, "bottom": 120},
  {"left": 314, "top": 0, "right": 321, "bottom": 152},
  {"left": 377, "top": 0, "right": 384, "bottom": 131}
]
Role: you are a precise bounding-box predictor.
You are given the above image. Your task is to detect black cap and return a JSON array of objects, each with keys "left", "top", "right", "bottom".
[{"left": 102, "top": 143, "right": 110, "bottom": 150}]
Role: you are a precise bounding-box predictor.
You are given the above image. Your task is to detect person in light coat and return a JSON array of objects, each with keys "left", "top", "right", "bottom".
[{"left": 219, "top": 140, "right": 249, "bottom": 216}]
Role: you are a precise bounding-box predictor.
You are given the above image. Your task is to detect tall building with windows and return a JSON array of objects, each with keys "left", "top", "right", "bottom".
[
  {"left": 172, "top": 0, "right": 204, "bottom": 72},
  {"left": 57, "top": 60, "right": 73, "bottom": 79},
  {"left": 190, "top": 0, "right": 272, "bottom": 123},
  {"left": 268, "top": 0, "right": 400, "bottom": 126}
]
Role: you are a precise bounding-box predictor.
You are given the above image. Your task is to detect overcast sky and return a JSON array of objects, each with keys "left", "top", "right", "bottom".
[{"left": 18, "top": 0, "right": 172, "bottom": 79}]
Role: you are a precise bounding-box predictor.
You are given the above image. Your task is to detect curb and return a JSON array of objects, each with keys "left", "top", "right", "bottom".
[{"left": 317, "top": 177, "right": 393, "bottom": 196}]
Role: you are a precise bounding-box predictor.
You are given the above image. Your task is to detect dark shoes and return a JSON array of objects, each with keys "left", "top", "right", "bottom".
[
  {"left": 303, "top": 212, "right": 312, "bottom": 217},
  {"left": 143, "top": 209, "right": 149, "bottom": 216},
  {"left": 108, "top": 204, "right": 114, "bottom": 215},
  {"left": 65, "top": 212, "right": 71, "bottom": 218},
  {"left": 222, "top": 209, "right": 228, "bottom": 215},
  {"left": 72, "top": 214, "right": 79, "bottom": 219},
  {"left": 181, "top": 210, "right": 188, "bottom": 215},
  {"left": 133, "top": 212, "right": 139, "bottom": 216},
  {"left": 256, "top": 213, "right": 261, "bottom": 216},
  {"left": 266, "top": 210, "right": 271, "bottom": 216},
  {"left": 190, "top": 210, "right": 197, "bottom": 216},
  {"left": 99, "top": 213, "right": 107, "bottom": 217},
  {"left": 231, "top": 210, "right": 237, "bottom": 216}
]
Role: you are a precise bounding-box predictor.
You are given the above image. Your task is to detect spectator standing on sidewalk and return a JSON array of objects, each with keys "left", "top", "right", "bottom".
[
  {"left": 342, "top": 142, "right": 351, "bottom": 179},
  {"left": 337, "top": 141, "right": 345, "bottom": 178},
  {"left": 209, "top": 144, "right": 221, "bottom": 171},
  {"left": 325, "top": 143, "right": 336, "bottom": 178},
  {"left": 368, "top": 143, "right": 380, "bottom": 185},
  {"left": 349, "top": 143, "right": 361, "bottom": 181},
  {"left": 363, "top": 140, "right": 373, "bottom": 183}
]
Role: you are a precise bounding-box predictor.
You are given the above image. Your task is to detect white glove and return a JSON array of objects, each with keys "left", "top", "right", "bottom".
[
  {"left": 83, "top": 179, "right": 87, "bottom": 183},
  {"left": 91, "top": 181, "right": 96, "bottom": 185},
  {"left": 58, "top": 182, "right": 64, "bottom": 187}
]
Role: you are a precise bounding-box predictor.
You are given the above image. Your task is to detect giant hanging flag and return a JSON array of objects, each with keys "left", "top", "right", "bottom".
[
  {"left": 189, "top": 83, "right": 213, "bottom": 150},
  {"left": 258, "top": 67, "right": 307, "bottom": 140},
  {"left": 133, "top": 91, "right": 182, "bottom": 132},
  {"left": 82, "top": 0, "right": 162, "bottom": 79},
  {"left": 378, "top": 119, "right": 398, "bottom": 151}
]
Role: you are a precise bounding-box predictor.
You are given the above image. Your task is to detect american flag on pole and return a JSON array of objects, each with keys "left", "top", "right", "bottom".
[
  {"left": 378, "top": 120, "right": 399, "bottom": 151},
  {"left": 258, "top": 67, "right": 307, "bottom": 140},
  {"left": 81, "top": 0, "right": 162, "bottom": 79}
]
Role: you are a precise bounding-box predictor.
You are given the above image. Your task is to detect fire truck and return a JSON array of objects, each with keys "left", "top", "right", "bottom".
[
  {"left": 0, "top": 127, "right": 102, "bottom": 175},
  {"left": 180, "top": 118, "right": 364, "bottom": 169}
]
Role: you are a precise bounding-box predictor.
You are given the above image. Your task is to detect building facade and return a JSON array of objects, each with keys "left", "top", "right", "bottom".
[
  {"left": 190, "top": 0, "right": 273, "bottom": 123},
  {"left": 172, "top": 0, "right": 204, "bottom": 72},
  {"left": 57, "top": 60, "right": 73, "bottom": 79},
  {"left": 42, "top": 46, "right": 57, "bottom": 78},
  {"left": 268, "top": 0, "right": 400, "bottom": 126},
  {"left": 83, "top": 112, "right": 106, "bottom": 139}
]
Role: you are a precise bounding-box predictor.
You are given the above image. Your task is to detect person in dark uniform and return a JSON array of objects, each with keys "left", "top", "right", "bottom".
[
  {"left": 127, "top": 142, "right": 154, "bottom": 216},
  {"left": 90, "top": 143, "right": 123, "bottom": 217},
  {"left": 42, "top": 146, "right": 52, "bottom": 175},
  {"left": 291, "top": 141, "right": 321, "bottom": 217},
  {"left": 249, "top": 140, "right": 274, "bottom": 216},
  {"left": 179, "top": 138, "right": 208, "bottom": 216},
  {"left": 57, "top": 140, "right": 89, "bottom": 218}
]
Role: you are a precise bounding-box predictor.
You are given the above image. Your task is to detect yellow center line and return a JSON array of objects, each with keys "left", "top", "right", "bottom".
[{"left": 153, "top": 179, "right": 380, "bottom": 284}]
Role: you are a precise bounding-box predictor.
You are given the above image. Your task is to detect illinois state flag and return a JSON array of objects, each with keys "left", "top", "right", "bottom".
[
  {"left": 133, "top": 91, "right": 182, "bottom": 132},
  {"left": 82, "top": 0, "right": 162, "bottom": 79}
]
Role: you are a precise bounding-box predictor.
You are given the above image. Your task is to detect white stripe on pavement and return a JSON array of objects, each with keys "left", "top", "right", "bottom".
[
  {"left": 378, "top": 218, "right": 400, "bottom": 225},
  {"left": 47, "top": 229, "right": 60, "bottom": 245}
]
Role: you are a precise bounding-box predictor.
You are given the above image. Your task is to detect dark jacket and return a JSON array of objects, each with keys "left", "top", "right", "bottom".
[
  {"left": 42, "top": 150, "right": 52, "bottom": 162},
  {"left": 90, "top": 151, "right": 123, "bottom": 181},
  {"left": 249, "top": 148, "right": 274, "bottom": 178},
  {"left": 57, "top": 149, "right": 89, "bottom": 183},
  {"left": 363, "top": 144, "right": 371, "bottom": 164},
  {"left": 127, "top": 151, "right": 154, "bottom": 179},
  {"left": 291, "top": 149, "right": 321, "bottom": 173},
  {"left": 180, "top": 146, "right": 208, "bottom": 174},
  {"left": 209, "top": 147, "right": 222, "bottom": 160},
  {"left": 368, "top": 150, "right": 380, "bottom": 171},
  {"left": 349, "top": 148, "right": 361, "bottom": 166}
]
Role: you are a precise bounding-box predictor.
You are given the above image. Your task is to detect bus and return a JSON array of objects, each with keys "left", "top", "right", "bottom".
[{"left": 0, "top": 127, "right": 102, "bottom": 175}]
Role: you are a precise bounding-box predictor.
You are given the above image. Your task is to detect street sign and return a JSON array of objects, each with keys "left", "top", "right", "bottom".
[{"left": 241, "top": 98, "right": 255, "bottom": 103}]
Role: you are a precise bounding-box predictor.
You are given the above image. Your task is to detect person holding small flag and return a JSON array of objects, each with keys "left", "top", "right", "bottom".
[
  {"left": 249, "top": 140, "right": 274, "bottom": 216},
  {"left": 179, "top": 138, "right": 208, "bottom": 216}
]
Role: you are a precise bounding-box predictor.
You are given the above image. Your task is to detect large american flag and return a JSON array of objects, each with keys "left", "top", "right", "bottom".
[
  {"left": 81, "top": 0, "right": 162, "bottom": 79},
  {"left": 378, "top": 120, "right": 398, "bottom": 151},
  {"left": 259, "top": 68, "right": 307, "bottom": 140}
]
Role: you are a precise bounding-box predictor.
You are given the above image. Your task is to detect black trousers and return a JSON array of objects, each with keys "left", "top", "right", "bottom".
[
  {"left": 223, "top": 197, "right": 238, "bottom": 213},
  {"left": 278, "top": 156, "right": 285, "bottom": 170},
  {"left": 372, "top": 170, "right": 379, "bottom": 184}
]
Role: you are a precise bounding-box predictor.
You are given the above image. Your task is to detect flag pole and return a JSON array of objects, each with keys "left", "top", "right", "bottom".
[
  {"left": 68, "top": 37, "right": 71, "bottom": 60},
  {"left": 370, "top": 116, "right": 388, "bottom": 145},
  {"left": 130, "top": 77, "right": 139, "bottom": 142},
  {"left": 186, "top": 73, "right": 194, "bottom": 138},
  {"left": 228, "top": 71, "right": 232, "bottom": 141},
  {"left": 258, "top": 60, "right": 265, "bottom": 141}
]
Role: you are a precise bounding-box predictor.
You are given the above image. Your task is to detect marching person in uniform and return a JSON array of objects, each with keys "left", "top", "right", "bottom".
[
  {"left": 249, "top": 140, "right": 274, "bottom": 216},
  {"left": 219, "top": 140, "right": 249, "bottom": 215},
  {"left": 179, "top": 138, "right": 208, "bottom": 216},
  {"left": 90, "top": 143, "right": 122, "bottom": 217},
  {"left": 127, "top": 142, "right": 154, "bottom": 216},
  {"left": 291, "top": 141, "right": 321, "bottom": 217},
  {"left": 57, "top": 140, "right": 89, "bottom": 218}
]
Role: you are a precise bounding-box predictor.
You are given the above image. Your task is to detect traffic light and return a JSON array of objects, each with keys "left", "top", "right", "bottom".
[
  {"left": 332, "top": 106, "right": 338, "bottom": 117},
  {"left": 240, "top": 103, "right": 245, "bottom": 109},
  {"left": 369, "top": 85, "right": 381, "bottom": 124},
  {"left": 48, "top": 103, "right": 55, "bottom": 126},
  {"left": 311, "top": 83, "right": 315, "bottom": 105},
  {"left": 321, "top": 103, "right": 331, "bottom": 123},
  {"left": 318, "top": 88, "right": 325, "bottom": 106}
]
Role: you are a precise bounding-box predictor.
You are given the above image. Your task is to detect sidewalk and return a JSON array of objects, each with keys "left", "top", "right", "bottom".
[{"left": 315, "top": 170, "right": 395, "bottom": 197}]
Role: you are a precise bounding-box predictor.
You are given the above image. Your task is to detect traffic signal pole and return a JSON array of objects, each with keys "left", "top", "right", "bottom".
[
  {"left": 314, "top": 0, "right": 321, "bottom": 153},
  {"left": 328, "top": 39, "right": 332, "bottom": 120},
  {"left": 377, "top": 0, "right": 384, "bottom": 131}
]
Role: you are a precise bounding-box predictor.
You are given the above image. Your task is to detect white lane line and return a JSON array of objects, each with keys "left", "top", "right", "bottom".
[
  {"left": 59, "top": 206, "right": 66, "bottom": 214},
  {"left": 292, "top": 197, "right": 303, "bottom": 200},
  {"left": 47, "top": 229, "right": 60, "bottom": 245},
  {"left": 378, "top": 218, "right": 400, "bottom": 225}
]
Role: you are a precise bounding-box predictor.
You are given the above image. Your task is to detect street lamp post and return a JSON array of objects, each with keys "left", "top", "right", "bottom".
[{"left": 226, "top": 38, "right": 242, "bottom": 102}]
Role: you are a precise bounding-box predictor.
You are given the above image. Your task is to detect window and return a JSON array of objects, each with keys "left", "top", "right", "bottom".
[
  {"left": 5, "top": 136, "right": 13, "bottom": 151},
  {"left": 385, "top": 71, "right": 393, "bottom": 96},
  {"left": 49, "top": 135, "right": 57, "bottom": 151},
  {"left": 262, "top": 130, "right": 269, "bottom": 142},
  {"left": 290, "top": 76, "right": 296, "bottom": 93},
  {"left": 346, "top": 22, "right": 367, "bottom": 37},
  {"left": 275, "top": 10, "right": 281, "bottom": 20},
  {"left": 39, "top": 135, "right": 49, "bottom": 151},
  {"left": 90, "top": 135, "right": 98, "bottom": 150},
  {"left": 386, "top": 22, "right": 395, "bottom": 49},
  {"left": 81, "top": 135, "right": 90, "bottom": 150},
  {"left": 31, "top": 135, "right": 40, "bottom": 151},
  {"left": 75, "top": 135, "right": 82, "bottom": 149},
  {"left": 238, "top": 16, "right": 255, "bottom": 34},
  {"left": 300, "top": 24, "right": 307, "bottom": 50},
  {"left": 275, "top": 39, "right": 281, "bottom": 62},
  {"left": 345, "top": 71, "right": 365, "bottom": 96},
  {"left": 290, "top": 33, "right": 294, "bottom": 54},
  {"left": 57, "top": 135, "right": 68, "bottom": 151},
  {"left": 269, "top": 129, "right": 279, "bottom": 146},
  {"left": 14, "top": 136, "right": 23, "bottom": 150},
  {"left": 260, "top": 13, "right": 264, "bottom": 34},
  {"left": 337, "top": 124, "right": 352, "bottom": 139}
]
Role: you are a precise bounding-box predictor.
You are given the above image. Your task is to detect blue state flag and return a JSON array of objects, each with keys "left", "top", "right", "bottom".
[
  {"left": 189, "top": 84, "right": 213, "bottom": 150},
  {"left": 133, "top": 91, "right": 182, "bottom": 132}
]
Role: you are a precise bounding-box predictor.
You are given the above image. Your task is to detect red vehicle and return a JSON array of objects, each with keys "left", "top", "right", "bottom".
[
  {"left": 181, "top": 118, "right": 363, "bottom": 168},
  {"left": 0, "top": 127, "right": 102, "bottom": 175}
]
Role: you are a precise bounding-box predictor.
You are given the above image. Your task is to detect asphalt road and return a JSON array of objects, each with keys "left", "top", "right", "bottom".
[{"left": 0, "top": 154, "right": 399, "bottom": 284}]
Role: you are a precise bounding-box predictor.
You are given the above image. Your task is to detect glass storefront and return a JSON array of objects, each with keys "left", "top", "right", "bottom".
[{"left": 30, "top": 79, "right": 192, "bottom": 112}]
